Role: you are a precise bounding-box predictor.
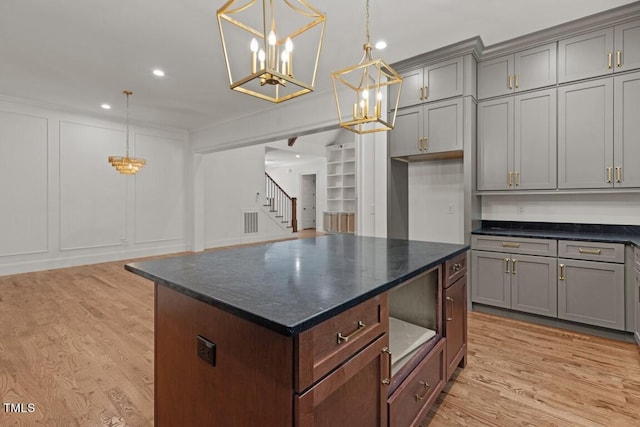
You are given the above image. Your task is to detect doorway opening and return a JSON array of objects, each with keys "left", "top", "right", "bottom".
[{"left": 301, "top": 174, "right": 317, "bottom": 230}]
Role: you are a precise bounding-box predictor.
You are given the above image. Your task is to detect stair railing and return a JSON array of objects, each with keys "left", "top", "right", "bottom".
[{"left": 264, "top": 172, "right": 297, "bottom": 232}]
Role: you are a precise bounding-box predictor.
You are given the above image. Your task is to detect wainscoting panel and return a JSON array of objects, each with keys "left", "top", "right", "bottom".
[
  {"left": 0, "top": 111, "right": 49, "bottom": 256},
  {"left": 134, "top": 132, "right": 185, "bottom": 244},
  {"left": 59, "top": 121, "right": 126, "bottom": 250}
]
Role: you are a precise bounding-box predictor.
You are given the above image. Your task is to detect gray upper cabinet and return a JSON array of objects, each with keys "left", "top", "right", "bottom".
[
  {"left": 389, "top": 98, "right": 463, "bottom": 157},
  {"left": 558, "top": 79, "right": 614, "bottom": 189},
  {"left": 558, "top": 28, "right": 614, "bottom": 83},
  {"left": 391, "top": 57, "right": 464, "bottom": 110},
  {"left": 477, "top": 88, "right": 556, "bottom": 190},
  {"left": 614, "top": 71, "right": 640, "bottom": 188},
  {"left": 558, "top": 19, "right": 640, "bottom": 83},
  {"left": 615, "top": 19, "right": 640, "bottom": 72},
  {"left": 478, "top": 43, "right": 557, "bottom": 99}
]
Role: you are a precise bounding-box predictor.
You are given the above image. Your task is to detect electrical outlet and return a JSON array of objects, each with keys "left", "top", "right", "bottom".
[
  {"left": 197, "top": 335, "right": 216, "bottom": 367},
  {"left": 517, "top": 206, "right": 525, "bottom": 215},
  {"left": 447, "top": 205, "right": 454, "bottom": 214}
]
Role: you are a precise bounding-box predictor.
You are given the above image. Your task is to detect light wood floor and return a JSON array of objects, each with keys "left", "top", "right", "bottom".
[{"left": 1, "top": 235, "right": 639, "bottom": 426}]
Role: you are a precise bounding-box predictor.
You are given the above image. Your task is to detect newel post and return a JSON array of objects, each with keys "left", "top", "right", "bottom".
[{"left": 291, "top": 197, "right": 298, "bottom": 232}]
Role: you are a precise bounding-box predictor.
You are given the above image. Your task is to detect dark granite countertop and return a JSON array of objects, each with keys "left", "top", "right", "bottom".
[
  {"left": 473, "top": 221, "right": 640, "bottom": 247},
  {"left": 125, "top": 234, "right": 468, "bottom": 336}
]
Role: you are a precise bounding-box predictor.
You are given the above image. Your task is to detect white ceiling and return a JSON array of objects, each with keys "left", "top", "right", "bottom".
[{"left": 1, "top": 0, "right": 636, "bottom": 131}]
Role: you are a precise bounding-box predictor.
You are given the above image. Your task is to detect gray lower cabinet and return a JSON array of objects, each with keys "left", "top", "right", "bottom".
[
  {"left": 477, "top": 88, "right": 556, "bottom": 190},
  {"left": 557, "top": 258, "right": 625, "bottom": 330},
  {"left": 389, "top": 98, "right": 463, "bottom": 158},
  {"left": 635, "top": 265, "right": 640, "bottom": 344},
  {"left": 472, "top": 250, "right": 557, "bottom": 316},
  {"left": 558, "top": 78, "right": 614, "bottom": 189}
]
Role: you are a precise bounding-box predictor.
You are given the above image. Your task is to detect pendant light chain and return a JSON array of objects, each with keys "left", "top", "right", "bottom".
[
  {"left": 365, "top": 0, "right": 370, "bottom": 46},
  {"left": 125, "top": 91, "right": 130, "bottom": 158}
]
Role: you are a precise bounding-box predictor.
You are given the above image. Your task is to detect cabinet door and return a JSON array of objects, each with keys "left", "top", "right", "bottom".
[
  {"left": 444, "top": 276, "right": 467, "bottom": 381},
  {"left": 392, "top": 68, "right": 423, "bottom": 110},
  {"left": 510, "top": 255, "right": 557, "bottom": 317},
  {"left": 614, "top": 19, "right": 640, "bottom": 72},
  {"left": 478, "top": 54, "right": 514, "bottom": 99},
  {"left": 558, "top": 28, "right": 614, "bottom": 83},
  {"left": 514, "top": 43, "right": 557, "bottom": 92},
  {"left": 635, "top": 267, "right": 640, "bottom": 343},
  {"left": 558, "top": 258, "right": 625, "bottom": 330},
  {"left": 477, "top": 97, "right": 514, "bottom": 190},
  {"left": 296, "top": 335, "right": 389, "bottom": 427},
  {"left": 614, "top": 72, "right": 640, "bottom": 187},
  {"left": 389, "top": 106, "right": 423, "bottom": 157},
  {"left": 471, "top": 251, "right": 511, "bottom": 308},
  {"left": 514, "top": 89, "right": 557, "bottom": 190},
  {"left": 424, "top": 57, "right": 463, "bottom": 102},
  {"left": 558, "top": 79, "right": 613, "bottom": 189},
  {"left": 424, "top": 98, "right": 463, "bottom": 154}
]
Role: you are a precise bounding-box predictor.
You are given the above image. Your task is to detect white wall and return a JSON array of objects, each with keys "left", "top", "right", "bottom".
[
  {"left": 0, "top": 96, "right": 188, "bottom": 276},
  {"left": 203, "top": 145, "right": 291, "bottom": 248},
  {"left": 408, "top": 159, "right": 465, "bottom": 244},
  {"left": 265, "top": 158, "right": 327, "bottom": 231},
  {"left": 482, "top": 193, "right": 640, "bottom": 225}
]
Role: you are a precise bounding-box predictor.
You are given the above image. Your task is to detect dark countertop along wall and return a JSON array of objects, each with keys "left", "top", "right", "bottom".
[
  {"left": 473, "top": 221, "right": 640, "bottom": 247},
  {"left": 126, "top": 234, "right": 468, "bottom": 336}
]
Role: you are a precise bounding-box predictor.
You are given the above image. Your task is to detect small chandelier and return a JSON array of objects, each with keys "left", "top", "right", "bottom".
[
  {"left": 216, "top": 0, "right": 326, "bottom": 103},
  {"left": 331, "top": 0, "right": 402, "bottom": 134},
  {"left": 108, "top": 91, "right": 146, "bottom": 175}
]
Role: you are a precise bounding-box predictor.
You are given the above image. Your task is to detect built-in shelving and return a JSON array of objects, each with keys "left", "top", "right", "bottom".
[{"left": 324, "top": 142, "right": 356, "bottom": 234}]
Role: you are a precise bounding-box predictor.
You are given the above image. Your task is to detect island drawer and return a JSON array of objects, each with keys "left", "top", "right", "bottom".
[
  {"left": 445, "top": 251, "right": 467, "bottom": 288},
  {"left": 472, "top": 235, "right": 557, "bottom": 256},
  {"left": 387, "top": 338, "right": 445, "bottom": 427},
  {"left": 295, "top": 293, "right": 389, "bottom": 392},
  {"left": 558, "top": 240, "right": 625, "bottom": 263}
]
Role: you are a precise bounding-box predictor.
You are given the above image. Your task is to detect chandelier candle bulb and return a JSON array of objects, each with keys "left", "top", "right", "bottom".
[
  {"left": 375, "top": 91, "right": 382, "bottom": 118},
  {"left": 268, "top": 31, "right": 276, "bottom": 70},
  {"left": 286, "top": 37, "right": 293, "bottom": 76},
  {"left": 281, "top": 51, "right": 288, "bottom": 75},
  {"left": 258, "top": 49, "right": 266, "bottom": 70},
  {"left": 250, "top": 38, "right": 259, "bottom": 73}
]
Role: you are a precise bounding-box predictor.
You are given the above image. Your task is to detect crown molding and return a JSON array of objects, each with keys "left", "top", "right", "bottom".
[{"left": 391, "top": 37, "right": 484, "bottom": 71}]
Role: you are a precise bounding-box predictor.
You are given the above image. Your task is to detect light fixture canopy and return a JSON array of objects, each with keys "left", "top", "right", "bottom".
[
  {"left": 331, "top": 0, "right": 402, "bottom": 134},
  {"left": 216, "top": 0, "right": 326, "bottom": 103},
  {"left": 108, "top": 91, "right": 146, "bottom": 175}
]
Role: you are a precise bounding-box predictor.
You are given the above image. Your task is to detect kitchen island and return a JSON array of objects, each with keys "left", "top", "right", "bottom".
[{"left": 126, "top": 234, "right": 469, "bottom": 426}]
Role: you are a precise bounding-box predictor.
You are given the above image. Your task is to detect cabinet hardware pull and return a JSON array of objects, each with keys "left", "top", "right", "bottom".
[
  {"left": 452, "top": 263, "right": 462, "bottom": 272},
  {"left": 616, "top": 167, "right": 622, "bottom": 183},
  {"left": 559, "top": 264, "right": 565, "bottom": 280},
  {"left": 502, "top": 242, "right": 520, "bottom": 248},
  {"left": 424, "top": 86, "right": 429, "bottom": 100},
  {"left": 512, "top": 259, "right": 518, "bottom": 275},
  {"left": 515, "top": 73, "right": 519, "bottom": 89},
  {"left": 423, "top": 137, "right": 428, "bottom": 152},
  {"left": 504, "top": 258, "right": 511, "bottom": 273},
  {"left": 419, "top": 87, "right": 424, "bottom": 100},
  {"left": 608, "top": 52, "right": 613, "bottom": 69},
  {"left": 508, "top": 74, "right": 513, "bottom": 90},
  {"left": 382, "top": 347, "right": 392, "bottom": 385},
  {"left": 418, "top": 138, "right": 423, "bottom": 151},
  {"left": 578, "top": 248, "right": 601, "bottom": 255},
  {"left": 337, "top": 320, "right": 365, "bottom": 344},
  {"left": 446, "top": 296, "right": 454, "bottom": 321},
  {"left": 617, "top": 50, "right": 622, "bottom": 67},
  {"left": 508, "top": 171, "right": 513, "bottom": 187},
  {"left": 515, "top": 171, "right": 520, "bottom": 186},
  {"left": 415, "top": 381, "right": 431, "bottom": 401},
  {"left": 606, "top": 167, "right": 613, "bottom": 183}
]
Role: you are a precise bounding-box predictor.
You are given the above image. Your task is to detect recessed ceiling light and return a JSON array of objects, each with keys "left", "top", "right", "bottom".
[
  {"left": 153, "top": 69, "right": 165, "bottom": 77},
  {"left": 375, "top": 41, "right": 387, "bottom": 50},
  {"left": 101, "top": 104, "right": 111, "bottom": 110},
  {"left": 295, "top": 154, "right": 301, "bottom": 158}
]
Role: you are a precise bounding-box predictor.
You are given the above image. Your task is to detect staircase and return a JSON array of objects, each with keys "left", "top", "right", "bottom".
[{"left": 264, "top": 173, "right": 297, "bottom": 233}]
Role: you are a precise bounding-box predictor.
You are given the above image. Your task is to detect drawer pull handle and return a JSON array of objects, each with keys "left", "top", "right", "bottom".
[
  {"left": 502, "top": 242, "right": 520, "bottom": 248},
  {"left": 415, "top": 381, "right": 431, "bottom": 401},
  {"left": 337, "top": 320, "right": 365, "bottom": 344},
  {"left": 382, "top": 347, "right": 392, "bottom": 385},
  {"left": 446, "top": 296, "right": 454, "bottom": 321},
  {"left": 559, "top": 264, "right": 565, "bottom": 281},
  {"left": 578, "top": 248, "right": 601, "bottom": 255}
]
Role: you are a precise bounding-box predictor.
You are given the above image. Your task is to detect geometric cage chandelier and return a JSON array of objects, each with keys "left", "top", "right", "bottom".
[
  {"left": 331, "top": 0, "right": 402, "bottom": 134},
  {"left": 216, "top": 0, "right": 326, "bottom": 103},
  {"left": 108, "top": 90, "right": 146, "bottom": 175}
]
